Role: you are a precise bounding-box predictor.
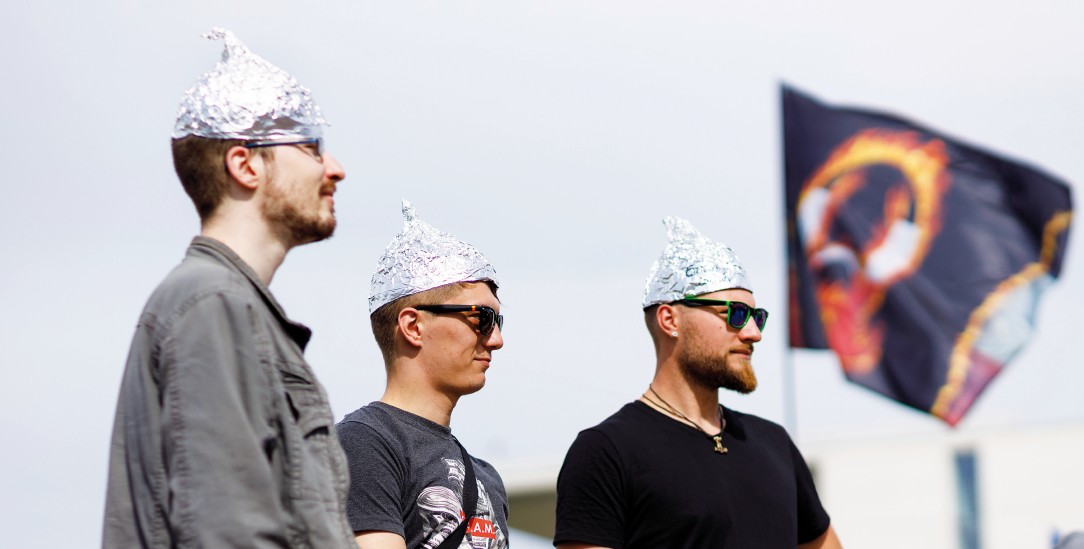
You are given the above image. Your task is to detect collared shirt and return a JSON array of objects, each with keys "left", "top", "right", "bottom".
[{"left": 103, "top": 237, "right": 354, "bottom": 548}]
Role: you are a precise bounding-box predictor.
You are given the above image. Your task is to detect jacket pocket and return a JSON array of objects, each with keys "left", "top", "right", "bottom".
[
  {"left": 277, "top": 363, "right": 345, "bottom": 511},
  {"left": 280, "top": 369, "right": 333, "bottom": 436}
]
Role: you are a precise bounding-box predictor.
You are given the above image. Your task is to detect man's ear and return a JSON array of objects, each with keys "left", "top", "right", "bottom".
[
  {"left": 224, "top": 145, "right": 261, "bottom": 190},
  {"left": 657, "top": 303, "right": 679, "bottom": 337},
  {"left": 398, "top": 308, "right": 424, "bottom": 348}
]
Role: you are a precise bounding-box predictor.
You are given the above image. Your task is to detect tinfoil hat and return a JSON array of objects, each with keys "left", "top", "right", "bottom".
[
  {"left": 172, "top": 28, "right": 327, "bottom": 140},
  {"left": 642, "top": 216, "right": 752, "bottom": 307},
  {"left": 369, "top": 201, "right": 499, "bottom": 313}
]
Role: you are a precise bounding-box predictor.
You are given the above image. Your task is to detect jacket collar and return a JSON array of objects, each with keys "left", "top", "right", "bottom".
[{"left": 189, "top": 236, "right": 313, "bottom": 349}]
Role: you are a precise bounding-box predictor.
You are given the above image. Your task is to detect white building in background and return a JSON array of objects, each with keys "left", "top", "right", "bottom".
[
  {"left": 498, "top": 421, "right": 1084, "bottom": 549},
  {"left": 808, "top": 420, "right": 1084, "bottom": 549}
]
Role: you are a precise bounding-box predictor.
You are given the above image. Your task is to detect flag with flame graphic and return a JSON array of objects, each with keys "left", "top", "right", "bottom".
[{"left": 783, "top": 86, "right": 1073, "bottom": 426}]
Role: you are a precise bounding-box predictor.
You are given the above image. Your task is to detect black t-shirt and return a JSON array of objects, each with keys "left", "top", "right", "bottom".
[
  {"left": 336, "top": 402, "right": 509, "bottom": 549},
  {"left": 555, "top": 401, "right": 830, "bottom": 548}
]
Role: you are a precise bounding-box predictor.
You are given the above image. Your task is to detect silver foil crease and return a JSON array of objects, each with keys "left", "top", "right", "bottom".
[
  {"left": 642, "top": 216, "right": 752, "bottom": 307},
  {"left": 369, "top": 201, "right": 499, "bottom": 313},
  {"left": 172, "top": 28, "right": 327, "bottom": 140}
]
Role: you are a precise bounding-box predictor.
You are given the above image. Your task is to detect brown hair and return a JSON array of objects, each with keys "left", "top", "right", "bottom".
[
  {"left": 171, "top": 135, "right": 273, "bottom": 221},
  {"left": 370, "top": 281, "right": 499, "bottom": 364}
]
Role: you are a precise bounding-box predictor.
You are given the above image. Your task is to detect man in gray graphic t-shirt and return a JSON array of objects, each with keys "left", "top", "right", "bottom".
[
  {"left": 337, "top": 403, "right": 508, "bottom": 548},
  {"left": 336, "top": 202, "right": 508, "bottom": 549}
]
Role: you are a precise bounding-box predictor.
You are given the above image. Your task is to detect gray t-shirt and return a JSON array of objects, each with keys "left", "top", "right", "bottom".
[{"left": 337, "top": 402, "right": 509, "bottom": 549}]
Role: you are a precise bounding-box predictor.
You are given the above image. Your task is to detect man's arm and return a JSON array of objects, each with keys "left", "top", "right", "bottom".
[
  {"left": 556, "top": 544, "right": 613, "bottom": 549},
  {"left": 161, "top": 292, "right": 289, "bottom": 546},
  {"left": 798, "top": 524, "right": 842, "bottom": 549},
  {"left": 355, "top": 531, "right": 407, "bottom": 549},
  {"left": 554, "top": 430, "right": 628, "bottom": 549},
  {"left": 336, "top": 419, "right": 412, "bottom": 544}
]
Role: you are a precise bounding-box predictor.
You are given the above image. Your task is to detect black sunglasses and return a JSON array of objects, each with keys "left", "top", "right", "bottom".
[
  {"left": 414, "top": 304, "right": 504, "bottom": 336},
  {"left": 675, "top": 298, "right": 769, "bottom": 331},
  {"left": 244, "top": 137, "right": 325, "bottom": 161}
]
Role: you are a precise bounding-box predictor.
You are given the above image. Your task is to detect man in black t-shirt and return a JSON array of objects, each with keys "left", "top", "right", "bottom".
[
  {"left": 554, "top": 217, "right": 842, "bottom": 549},
  {"left": 336, "top": 202, "right": 509, "bottom": 549}
]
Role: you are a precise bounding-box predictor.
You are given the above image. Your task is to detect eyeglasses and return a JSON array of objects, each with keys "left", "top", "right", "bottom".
[
  {"left": 675, "top": 297, "right": 769, "bottom": 331},
  {"left": 244, "top": 137, "right": 324, "bottom": 162},
  {"left": 414, "top": 304, "right": 504, "bottom": 336}
]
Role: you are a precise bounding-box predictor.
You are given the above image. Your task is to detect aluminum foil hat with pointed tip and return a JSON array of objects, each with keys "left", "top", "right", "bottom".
[
  {"left": 642, "top": 216, "right": 752, "bottom": 307},
  {"left": 172, "top": 28, "right": 328, "bottom": 140},
  {"left": 369, "top": 201, "right": 499, "bottom": 313}
]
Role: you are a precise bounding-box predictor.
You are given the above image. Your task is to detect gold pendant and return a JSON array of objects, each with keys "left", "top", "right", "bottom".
[{"left": 713, "top": 435, "right": 728, "bottom": 454}]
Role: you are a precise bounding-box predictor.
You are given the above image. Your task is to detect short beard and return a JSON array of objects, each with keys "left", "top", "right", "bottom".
[
  {"left": 678, "top": 324, "right": 758, "bottom": 394},
  {"left": 262, "top": 171, "right": 336, "bottom": 246}
]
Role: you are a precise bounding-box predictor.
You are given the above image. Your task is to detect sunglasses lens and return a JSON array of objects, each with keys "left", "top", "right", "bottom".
[
  {"left": 478, "top": 308, "right": 493, "bottom": 334},
  {"left": 478, "top": 307, "right": 503, "bottom": 335},
  {"left": 727, "top": 303, "right": 751, "bottom": 329},
  {"left": 752, "top": 309, "right": 768, "bottom": 330}
]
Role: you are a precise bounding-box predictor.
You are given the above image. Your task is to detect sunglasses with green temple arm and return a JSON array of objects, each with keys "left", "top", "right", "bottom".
[
  {"left": 674, "top": 297, "right": 769, "bottom": 331},
  {"left": 414, "top": 304, "right": 504, "bottom": 336}
]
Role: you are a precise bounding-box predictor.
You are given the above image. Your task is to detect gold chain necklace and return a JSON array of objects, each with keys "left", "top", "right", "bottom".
[{"left": 643, "top": 385, "right": 728, "bottom": 454}]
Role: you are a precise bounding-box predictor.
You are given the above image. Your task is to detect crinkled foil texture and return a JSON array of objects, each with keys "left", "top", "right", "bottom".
[
  {"left": 642, "top": 216, "right": 752, "bottom": 307},
  {"left": 369, "top": 201, "right": 499, "bottom": 313},
  {"left": 173, "top": 28, "right": 326, "bottom": 140}
]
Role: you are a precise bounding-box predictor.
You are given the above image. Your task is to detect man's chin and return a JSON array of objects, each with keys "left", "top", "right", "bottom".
[
  {"left": 721, "top": 365, "right": 758, "bottom": 394},
  {"left": 456, "top": 375, "right": 487, "bottom": 397},
  {"left": 724, "top": 380, "right": 757, "bottom": 394},
  {"left": 290, "top": 220, "right": 337, "bottom": 246}
]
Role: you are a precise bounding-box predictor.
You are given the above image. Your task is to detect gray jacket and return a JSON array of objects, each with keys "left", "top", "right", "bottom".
[{"left": 103, "top": 237, "right": 354, "bottom": 548}]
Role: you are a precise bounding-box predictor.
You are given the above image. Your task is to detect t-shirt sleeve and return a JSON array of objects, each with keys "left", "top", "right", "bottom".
[
  {"left": 336, "top": 420, "right": 407, "bottom": 536},
  {"left": 554, "top": 429, "right": 627, "bottom": 549},
  {"left": 789, "top": 436, "right": 831, "bottom": 543}
]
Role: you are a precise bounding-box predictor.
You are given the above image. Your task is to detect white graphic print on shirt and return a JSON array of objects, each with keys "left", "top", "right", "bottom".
[{"left": 418, "top": 458, "right": 507, "bottom": 549}]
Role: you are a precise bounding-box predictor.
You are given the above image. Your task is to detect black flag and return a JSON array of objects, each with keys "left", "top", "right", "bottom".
[{"left": 783, "top": 85, "right": 1072, "bottom": 426}]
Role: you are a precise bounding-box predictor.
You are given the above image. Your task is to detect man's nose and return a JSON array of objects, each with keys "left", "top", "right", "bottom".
[
  {"left": 486, "top": 324, "right": 505, "bottom": 350},
  {"left": 739, "top": 320, "right": 763, "bottom": 343},
  {"left": 323, "top": 152, "right": 346, "bottom": 182}
]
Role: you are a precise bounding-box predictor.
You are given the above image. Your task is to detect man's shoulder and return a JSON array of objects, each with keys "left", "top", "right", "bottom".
[
  {"left": 469, "top": 454, "right": 504, "bottom": 480},
  {"left": 596, "top": 401, "right": 653, "bottom": 428},
  {"left": 162, "top": 247, "right": 246, "bottom": 292},
  {"left": 338, "top": 403, "right": 385, "bottom": 429},
  {"left": 336, "top": 403, "right": 424, "bottom": 452},
  {"left": 142, "top": 249, "right": 253, "bottom": 318},
  {"left": 337, "top": 403, "right": 394, "bottom": 436},
  {"left": 723, "top": 406, "right": 789, "bottom": 436},
  {"left": 721, "top": 406, "right": 798, "bottom": 453},
  {"left": 572, "top": 402, "right": 651, "bottom": 446},
  {"left": 469, "top": 454, "right": 507, "bottom": 496}
]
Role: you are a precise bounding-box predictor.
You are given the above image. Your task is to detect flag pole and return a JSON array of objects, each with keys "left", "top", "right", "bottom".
[{"left": 780, "top": 82, "right": 798, "bottom": 438}]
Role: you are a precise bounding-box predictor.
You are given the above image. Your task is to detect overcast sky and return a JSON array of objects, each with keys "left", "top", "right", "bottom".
[{"left": 3, "top": 1, "right": 1082, "bottom": 545}]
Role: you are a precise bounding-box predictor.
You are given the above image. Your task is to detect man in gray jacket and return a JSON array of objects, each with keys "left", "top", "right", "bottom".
[{"left": 103, "top": 29, "right": 355, "bottom": 548}]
